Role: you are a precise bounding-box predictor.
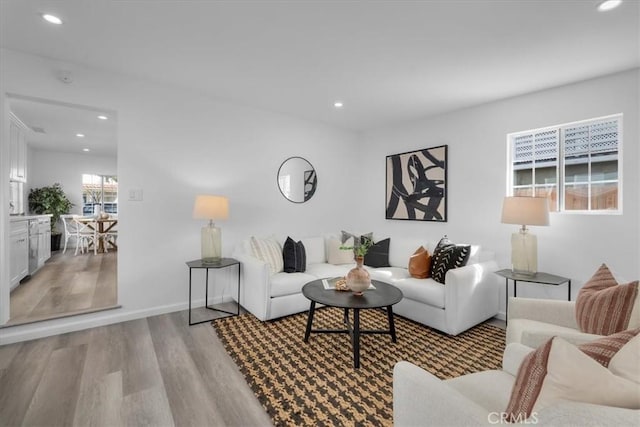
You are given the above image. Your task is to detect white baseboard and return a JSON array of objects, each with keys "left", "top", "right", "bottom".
[
  {"left": 495, "top": 311, "right": 506, "bottom": 321},
  {"left": 0, "top": 296, "right": 229, "bottom": 345}
]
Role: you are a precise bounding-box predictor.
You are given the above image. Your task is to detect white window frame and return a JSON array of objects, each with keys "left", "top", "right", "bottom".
[{"left": 506, "top": 114, "right": 622, "bottom": 214}]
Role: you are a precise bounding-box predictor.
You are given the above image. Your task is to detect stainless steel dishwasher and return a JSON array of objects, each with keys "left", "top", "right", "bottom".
[{"left": 28, "top": 219, "right": 40, "bottom": 275}]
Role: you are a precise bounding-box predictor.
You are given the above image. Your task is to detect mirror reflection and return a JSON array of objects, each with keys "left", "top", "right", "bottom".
[
  {"left": 277, "top": 156, "right": 317, "bottom": 203},
  {"left": 4, "top": 95, "right": 119, "bottom": 327}
]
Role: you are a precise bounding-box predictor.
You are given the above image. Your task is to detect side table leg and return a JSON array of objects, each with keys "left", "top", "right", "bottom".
[
  {"left": 205, "top": 268, "right": 209, "bottom": 309},
  {"left": 236, "top": 263, "right": 241, "bottom": 315},
  {"left": 353, "top": 309, "right": 360, "bottom": 369},
  {"left": 304, "top": 301, "right": 316, "bottom": 342},
  {"left": 387, "top": 305, "right": 397, "bottom": 343},
  {"left": 505, "top": 278, "right": 509, "bottom": 326},
  {"left": 568, "top": 280, "right": 572, "bottom": 301},
  {"left": 188, "top": 268, "right": 193, "bottom": 325}
]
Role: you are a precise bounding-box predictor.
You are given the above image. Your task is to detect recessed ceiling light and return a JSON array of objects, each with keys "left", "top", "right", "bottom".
[
  {"left": 42, "top": 14, "right": 63, "bottom": 25},
  {"left": 597, "top": 0, "right": 622, "bottom": 11},
  {"left": 334, "top": 101, "right": 344, "bottom": 108},
  {"left": 97, "top": 115, "right": 108, "bottom": 120},
  {"left": 82, "top": 148, "right": 90, "bottom": 152},
  {"left": 76, "top": 133, "right": 85, "bottom": 138}
]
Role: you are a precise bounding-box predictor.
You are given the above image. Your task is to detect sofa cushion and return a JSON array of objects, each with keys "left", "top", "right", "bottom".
[
  {"left": 609, "top": 333, "right": 640, "bottom": 383},
  {"left": 364, "top": 238, "right": 391, "bottom": 268},
  {"left": 250, "top": 236, "right": 284, "bottom": 275},
  {"left": 368, "top": 267, "right": 411, "bottom": 283},
  {"left": 301, "top": 236, "right": 326, "bottom": 264},
  {"left": 388, "top": 238, "right": 429, "bottom": 268},
  {"left": 430, "top": 236, "right": 471, "bottom": 284},
  {"left": 283, "top": 237, "right": 306, "bottom": 273},
  {"left": 446, "top": 370, "right": 514, "bottom": 413},
  {"left": 270, "top": 272, "right": 317, "bottom": 298},
  {"left": 394, "top": 278, "right": 445, "bottom": 309},
  {"left": 327, "top": 236, "right": 354, "bottom": 265},
  {"left": 408, "top": 246, "right": 431, "bottom": 279},
  {"left": 305, "top": 263, "right": 352, "bottom": 279},
  {"left": 576, "top": 264, "right": 639, "bottom": 335},
  {"left": 505, "top": 333, "right": 640, "bottom": 422},
  {"left": 506, "top": 318, "right": 604, "bottom": 348}
]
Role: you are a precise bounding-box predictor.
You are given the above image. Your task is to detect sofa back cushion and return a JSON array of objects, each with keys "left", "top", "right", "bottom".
[
  {"left": 300, "top": 236, "right": 326, "bottom": 264},
  {"left": 388, "top": 238, "right": 430, "bottom": 268}
]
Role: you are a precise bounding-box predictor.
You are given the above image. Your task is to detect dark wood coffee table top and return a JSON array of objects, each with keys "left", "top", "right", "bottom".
[{"left": 302, "top": 279, "right": 403, "bottom": 309}]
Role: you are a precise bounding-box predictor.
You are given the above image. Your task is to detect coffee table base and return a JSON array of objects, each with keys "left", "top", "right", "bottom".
[{"left": 303, "top": 301, "right": 398, "bottom": 369}]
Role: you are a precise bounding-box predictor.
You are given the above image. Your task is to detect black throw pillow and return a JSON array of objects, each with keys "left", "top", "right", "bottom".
[
  {"left": 364, "top": 238, "right": 391, "bottom": 268},
  {"left": 430, "top": 236, "right": 471, "bottom": 284},
  {"left": 283, "top": 237, "right": 306, "bottom": 273}
]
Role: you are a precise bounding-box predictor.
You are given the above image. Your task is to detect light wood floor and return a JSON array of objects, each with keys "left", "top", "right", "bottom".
[
  {"left": 0, "top": 309, "right": 273, "bottom": 427},
  {"left": 8, "top": 250, "right": 118, "bottom": 326}
]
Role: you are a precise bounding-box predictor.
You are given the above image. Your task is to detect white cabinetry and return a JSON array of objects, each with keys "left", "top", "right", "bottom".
[
  {"left": 9, "top": 113, "right": 28, "bottom": 182},
  {"left": 38, "top": 217, "right": 51, "bottom": 268},
  {"left": 10, "top": 221, "right": 29, "bottom": 290}
]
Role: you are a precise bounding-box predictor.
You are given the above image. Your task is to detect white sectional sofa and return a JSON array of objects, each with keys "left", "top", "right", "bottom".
[{"left": 233, "top": 234, "right": 500, "bottom": 336}]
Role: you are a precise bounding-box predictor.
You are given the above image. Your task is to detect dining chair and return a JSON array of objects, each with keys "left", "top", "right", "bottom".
[{"left": 72, "top": 215, "right": 98, "bottom": 255}]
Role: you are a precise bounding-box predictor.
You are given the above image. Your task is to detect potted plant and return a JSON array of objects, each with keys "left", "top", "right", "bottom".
[{"left": 28, "top": 183, "right": 74, "bottom": 251}]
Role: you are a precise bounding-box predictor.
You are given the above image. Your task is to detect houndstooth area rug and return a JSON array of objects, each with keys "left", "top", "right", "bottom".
[{"left": 213, "top": 308, "right": 505, "bottom": 426}]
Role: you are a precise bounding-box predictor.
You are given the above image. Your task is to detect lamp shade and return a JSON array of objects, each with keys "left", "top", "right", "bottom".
[
  {"left": 193, "top": 195, "right": 229, "bottom": 220},
  {"left": 501, "top": 197, "right": 549, "bottom": 226}
]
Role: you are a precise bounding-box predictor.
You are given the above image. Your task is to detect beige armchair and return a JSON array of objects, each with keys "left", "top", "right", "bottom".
[{"left": 506, "top": 297, "right": 603, "bottom": 348}]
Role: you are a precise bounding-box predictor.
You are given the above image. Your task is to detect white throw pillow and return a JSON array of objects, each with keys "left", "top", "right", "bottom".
[
  {"left": 327, "top": 237, "right": 355, "bottom": 265},
  {"left": 609, "top": 334, "right": 640, "bottom": 384},
  {"left": 250, "top": 236, "right": 283, "bottom": 275}
]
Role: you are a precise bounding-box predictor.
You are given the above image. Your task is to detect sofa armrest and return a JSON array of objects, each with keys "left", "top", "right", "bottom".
[
  {"left": 502, "top": 343, "right": 534, "bottom": 377},
  {"left": 507, "top": 297, "right": 578, "bottom": 329},
  {"left": 393, "top": 361, "right": 490, "bottom": 426},
  {"left": 444, "top": 260, "right": 500, "bottom": 335},
  {"left": 521, "top": 330, "right": 603, "bottom": 348},
  {"left": 234, "top": 253, "right": 271, "bottom": 321}
]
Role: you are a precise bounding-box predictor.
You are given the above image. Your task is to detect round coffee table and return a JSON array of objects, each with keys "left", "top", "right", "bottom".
[{"left": 302, "top": 278, "right": 403, "bottom": 368}]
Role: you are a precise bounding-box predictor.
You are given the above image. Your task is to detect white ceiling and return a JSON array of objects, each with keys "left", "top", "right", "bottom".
[
  {"left": 9, "top": 96, "right": 117, "bottom": 157},
  {"left": 1, "top": 0, "right": 639, "bottom": 132}
]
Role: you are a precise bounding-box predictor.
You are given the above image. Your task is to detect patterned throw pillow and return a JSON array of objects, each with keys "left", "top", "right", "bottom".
[
  {"left": 282, "top": 237, "right": 306, "bottom": 273},
  {"left": 575, "top": 264, "right": 639, "bottom": 335},
  {"left": 408, "top": 246, "right": 431, "bottom": 279},
  {"left": 364, "top": 238, "right": 391, "bottom": 268},
  {"left": 505, "top": 329, "right": 640, "bottom": 422},
  {"left": 430, "top": 236, "right": 471, "bottom": 284},
  {"left": 250, "top": 236, "right": 283, "bottom": 275}
]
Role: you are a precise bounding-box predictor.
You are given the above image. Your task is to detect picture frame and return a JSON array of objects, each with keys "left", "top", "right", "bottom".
[{"left": 385, "top": 145, "right": 447, "bottom": 222}]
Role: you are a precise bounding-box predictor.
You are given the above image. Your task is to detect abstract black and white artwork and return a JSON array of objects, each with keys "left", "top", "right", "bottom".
[{"left": 386, "top": 145, "right": 447, "bottom": 221}]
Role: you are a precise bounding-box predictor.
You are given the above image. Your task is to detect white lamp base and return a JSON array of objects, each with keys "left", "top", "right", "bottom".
[
  {"left": 511, "top": 228, "right": 537, "bottom": 276},
  {"left": 201, "top": 222, "right": 222, "bottom": 264}
]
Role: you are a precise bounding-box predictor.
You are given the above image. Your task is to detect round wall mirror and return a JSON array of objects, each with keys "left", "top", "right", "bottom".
[{"left": 277, "top": 156, "right": 317, "bottom": 203}]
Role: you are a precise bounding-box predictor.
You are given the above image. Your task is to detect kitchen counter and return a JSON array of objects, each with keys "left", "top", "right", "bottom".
[{"left": 9, "top": 214, "right": 53, "bottom": 222}]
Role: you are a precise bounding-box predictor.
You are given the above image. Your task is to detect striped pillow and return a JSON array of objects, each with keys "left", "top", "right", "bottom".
[
  {"left": 575, "top": 264, "right": 639, "bottom": 335},
  {"left": 250, "top": 236, "right": 283, "bottom": 275},
  {"left": 505, "top": 328, "right": 640, "bottom": 422}
]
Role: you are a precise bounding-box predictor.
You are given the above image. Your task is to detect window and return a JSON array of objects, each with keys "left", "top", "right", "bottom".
[
  {"left": 82, "top": 174, "right": 118, "bottom": 216},
  {"left": 507, "top": 115, "right": 621, "bottom": 213}
]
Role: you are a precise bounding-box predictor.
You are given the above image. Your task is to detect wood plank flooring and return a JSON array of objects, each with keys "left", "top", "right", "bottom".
[
  {"left": 7, "top": 250, "right": 117, "bottom": 326},
  {"left": 0, "top": 310, "right": 273, "bottom": 427}
]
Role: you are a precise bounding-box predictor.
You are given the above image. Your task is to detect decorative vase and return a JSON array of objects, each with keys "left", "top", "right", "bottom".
[{"left": 346, "top": 256, "right": 370, "bottom": 296}]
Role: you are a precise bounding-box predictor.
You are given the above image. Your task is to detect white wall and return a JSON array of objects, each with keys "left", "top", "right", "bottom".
[
  {"left": 29, "top": 149, "right": 117, "bottom": 215},
  {"left": 359, "top": 69, "right": 639, "bottom": 319},
  {"left": 0, "top": 48, "right": 360, "bottom": 342}
]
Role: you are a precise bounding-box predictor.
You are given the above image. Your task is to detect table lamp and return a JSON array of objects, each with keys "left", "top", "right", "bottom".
[
  {"left": 501, "top": 196, "right": 549, "bottom": 276},
  {"left": 193, "top": 195, "right": 229, "bottom": 264}
]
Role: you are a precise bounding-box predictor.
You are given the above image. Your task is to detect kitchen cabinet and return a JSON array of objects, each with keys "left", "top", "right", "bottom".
[
  {"left": 10, "top": 220, "right": 29, "bottom": 290},
  {"left": 37, "top": 217, "right": 51, "bottom": 268},
  {"left": 9, "top": 113, "right": 28, "bottom": 182}
]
